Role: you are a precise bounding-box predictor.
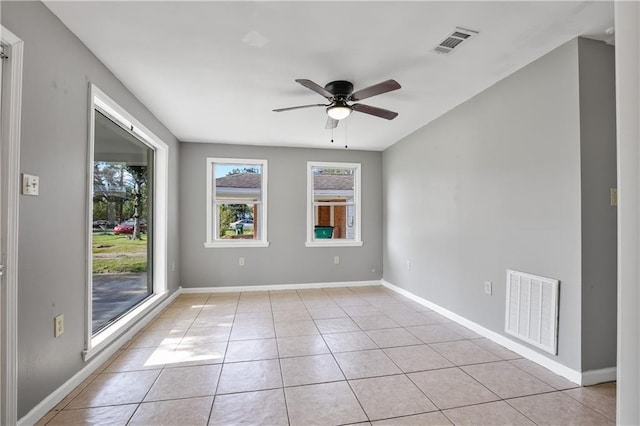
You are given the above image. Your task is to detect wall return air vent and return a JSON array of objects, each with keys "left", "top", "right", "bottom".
[
  {"left": 505, "top": 269, "right": 560, "bottom": 355},
  {"left": 434, "top": 27, "right": 478, "bottom": 54}
]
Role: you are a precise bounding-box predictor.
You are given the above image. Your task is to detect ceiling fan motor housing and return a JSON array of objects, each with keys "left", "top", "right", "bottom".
[{"left": 324, "top": 80, "right": 354, "bottom": 97}]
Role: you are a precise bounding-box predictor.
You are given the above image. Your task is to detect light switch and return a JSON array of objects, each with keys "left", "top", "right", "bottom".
[
  {"left": 610, "top": 188, "right": 617, "bottom": 206},
  {"left": 22, "top": 173, "right": 39, "bottom": 196},
  {"left": 54, "top": 314, "right": 64, "bottom": 337}
]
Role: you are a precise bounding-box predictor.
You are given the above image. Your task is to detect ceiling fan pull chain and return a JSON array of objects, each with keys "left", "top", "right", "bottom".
[{"left": 344, "top": 121, "right": 348, "bottom": 149}]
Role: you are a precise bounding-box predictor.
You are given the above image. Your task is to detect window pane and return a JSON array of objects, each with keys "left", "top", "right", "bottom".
[
  {"left": 217, "top": 203, "right": 258, "bottom": 240},
  {"left": 312, "top": 166, "right": 354, "bottom": 203},
  {"left": 215, "top": 163, "right": 262, "bottom": 202},
  {"left": 92, "top": 110, "right": 153, "bottom": 334},
  {"left": 313, "top": 204, "right": 356, "bottom": 240}
]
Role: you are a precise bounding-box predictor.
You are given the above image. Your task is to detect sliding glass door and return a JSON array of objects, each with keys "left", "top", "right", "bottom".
[{"left": 91, "top": 109, "right": 154, "bottom": 333}]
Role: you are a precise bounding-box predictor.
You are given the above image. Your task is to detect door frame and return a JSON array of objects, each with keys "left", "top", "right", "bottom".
[
  {"left": 1, "top": 25, "right": 23, "bottom": 426},
  {"left": 84, "top": 84, "right": 169, "bottom": 361},
  {"left": 615, "top": 2, "right": 640, "bottom": 423}
]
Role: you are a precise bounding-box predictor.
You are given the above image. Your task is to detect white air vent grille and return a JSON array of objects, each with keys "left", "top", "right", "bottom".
[
  {"left": 434, "top": 27, "right": 478, "bottom": 54},
  {"left": 505, "top": 269, "right": 559, "bottom": 355}
]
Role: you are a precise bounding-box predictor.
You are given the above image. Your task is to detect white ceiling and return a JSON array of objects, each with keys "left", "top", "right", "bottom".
[{"left": 44, "top": 1, "right": 613, "bottom": 151}]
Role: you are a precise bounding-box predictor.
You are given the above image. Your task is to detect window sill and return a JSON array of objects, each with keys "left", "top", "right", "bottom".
[
  {"left": 83, "top": 291, "right": 167, "bottom": 361},
  {"left": 305, "top": 240, "right": 363, "bottom": 248},
  {"left": 204, "top": 241, "right": 270, "bottom": 248}
]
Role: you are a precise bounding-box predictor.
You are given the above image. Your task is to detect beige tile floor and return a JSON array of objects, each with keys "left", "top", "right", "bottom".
[{"left": 37, "top": 286, "right": 616, "bottom": 425}]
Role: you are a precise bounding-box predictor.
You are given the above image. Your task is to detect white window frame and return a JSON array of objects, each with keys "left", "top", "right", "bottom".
[
  {"left": 205, "top": 157, "right": 269, "bottom": 248},
  {"left": 84, "top": 84, "right": 169, "bottom": 360},
  {"left": 306, "top": 161, "right": 362, "bottom": 247}
]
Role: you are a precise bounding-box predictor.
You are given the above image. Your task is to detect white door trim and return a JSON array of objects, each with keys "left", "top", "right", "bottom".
[
  {"left": 1, "top": 25, "right": 23, "bottom": 426},
  {"left": 85, "top": 84, "right": 169, "bottom": 360}
]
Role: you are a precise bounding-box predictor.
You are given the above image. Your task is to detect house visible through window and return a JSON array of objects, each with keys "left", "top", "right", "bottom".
[
  {"left": 307, "top": 161, "right": 362, "bottom": 247},
  {"left": 206, "top": 158, "right": 268, "bottom": 247}
]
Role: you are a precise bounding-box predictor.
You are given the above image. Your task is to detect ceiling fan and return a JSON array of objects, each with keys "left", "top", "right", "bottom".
[{"left": 273, "top": 79, "right": 401, "bottom": 129}]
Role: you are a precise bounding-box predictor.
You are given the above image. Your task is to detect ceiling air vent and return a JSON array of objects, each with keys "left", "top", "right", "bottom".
[{"left": 434, "top": 27, "right": 478, "bottom": 54}]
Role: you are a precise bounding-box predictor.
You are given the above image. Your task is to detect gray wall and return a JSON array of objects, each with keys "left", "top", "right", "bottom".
[
  {"left": 578, "top": 38, "right": 617, "bottom": 371},
  {"left": 383, "top": 40, "right": 585, "bottom": 369},
  {"left": 1, "top": 2, "right": 181, "bottom": 418},
  {"left": 180, "top": 143, "right": 383, "bottom": 287}
]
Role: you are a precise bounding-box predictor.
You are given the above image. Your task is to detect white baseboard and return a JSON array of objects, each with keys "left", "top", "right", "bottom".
[
  {"left": 179, "top": 280, "right": 382, "bottom": 294},
  {"left": 582, "top": 367, "right": 617, "bottom": 386},
  {"left": 381, "top": 279, "right": 585, "bottom": 385},
  {"left": 18, "top": 290, "right": 180, "bottom": 426}
]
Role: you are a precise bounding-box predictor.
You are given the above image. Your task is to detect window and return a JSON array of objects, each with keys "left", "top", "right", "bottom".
[
  {"left": 206, "top": 158, "right": 268, "bottom": 247},
  {"left": 307, "top": 161, "right": 362, "bottom": 247},
  {"left": 86, "top": 84, "right": 169, "bottom": 360}
]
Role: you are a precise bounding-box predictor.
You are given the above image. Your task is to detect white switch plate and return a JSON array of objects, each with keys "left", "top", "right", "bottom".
[
  {"left": 239, "top": 257, "right": 245, "bottom": 266},
  {"left": 610, "top": 188, "right": 618, "bottom": 206},
  {"left": 22, "top": 173, "right": 39, "bottom": 196},
  {"left": 484, "top": 281, "right": 492, "bottom": 295},
  {"left": 54, "top": 314, "right": 64, "bottom": 337},
  {"left": 334, "top": 256, "right": 340, "bottom": 265}
]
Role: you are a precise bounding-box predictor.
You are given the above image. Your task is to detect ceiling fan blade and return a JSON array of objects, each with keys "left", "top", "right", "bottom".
[
  {"left": 351, "top": 103, "right": 398, "bottom": 120},
  {"left": 273, "top": 103, "right": 327, "bottom": 112},
  {"left": 295, "top": 79, "right": 334, "bottom": 99},
  {"left": 325, "top": 117, "right": 339, "bottom": 129},
  {"left": 350, "top": 79, "right": 401, "bottom": 102}
]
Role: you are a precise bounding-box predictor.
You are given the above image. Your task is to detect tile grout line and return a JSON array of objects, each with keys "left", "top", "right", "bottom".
[
  {"left": 320, "top": 289, "right": 373, "bottom": 424},
  {"left": 501, "top": 396, "right": 548, "bottom": 426},
  {"left": 560, "top": 387, "right": 616, "bottom": 421},
  {"left": 502, "top": 389, "right": 614, "bottom": 424},
  {"left": 206, "top": 291, "right": 240, "bottom": 424},
  {"left": 506, "top": 358, "right": 580, "bottom": 391},
  {"left": 271, "top": 290, "right": 293, "bottom": 426}
]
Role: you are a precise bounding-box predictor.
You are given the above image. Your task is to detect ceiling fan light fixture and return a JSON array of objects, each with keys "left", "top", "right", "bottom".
[{"left": 327, "top": 104, "right": 352, "bottom": 120}]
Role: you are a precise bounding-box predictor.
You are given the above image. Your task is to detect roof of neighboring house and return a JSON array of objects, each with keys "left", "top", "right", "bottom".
[
  {"left": 216, "top": 173, "right": 353, "bottom": 191},
  {"left": 313, "top": 174, "right": 354, "bottom": 191},
  {"left": 216, "top": 173, "right": 261, "bottom": 189}
]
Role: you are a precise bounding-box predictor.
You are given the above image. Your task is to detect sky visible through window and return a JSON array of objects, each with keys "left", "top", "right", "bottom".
[{"left": 214, "top": 164, "right": 261, "bottom": 179}]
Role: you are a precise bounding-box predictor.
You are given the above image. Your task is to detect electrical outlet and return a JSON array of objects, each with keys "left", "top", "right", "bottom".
[
  {"left": 239, "top": 257, "right": 245, "bottom": 266},
  {"left": 484, "top": 281, "right": 492, "bottom": 295},
  {"left": 22, "top": 173, "right": 39, "bottom": 196},
  {"left": 54, "top": 314, "right": 64, "bottom": 337},
  {"left": 171, "top": 262, "right": 176, "bottom": 272},
  {"left": 406, "top": 260, "right": 412, "bottom": 270},
  {"left": 334, "top": 256, "right": 340, "bottom": 265}
]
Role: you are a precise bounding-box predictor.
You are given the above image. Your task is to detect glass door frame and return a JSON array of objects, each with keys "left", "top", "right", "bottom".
[{"left": 84, "top": 84, "right": 169, "bottom": 361}]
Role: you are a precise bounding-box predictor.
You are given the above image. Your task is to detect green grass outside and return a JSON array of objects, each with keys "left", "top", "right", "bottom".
[
  {"left": 93, "top": 257, "right": 148, "bottom": 273},
  {"left": 221, "top": 229, "right": 254, "bottom": 238},
  {"left": 92, "top": 234, "right": 147, "bottom": 274}
]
